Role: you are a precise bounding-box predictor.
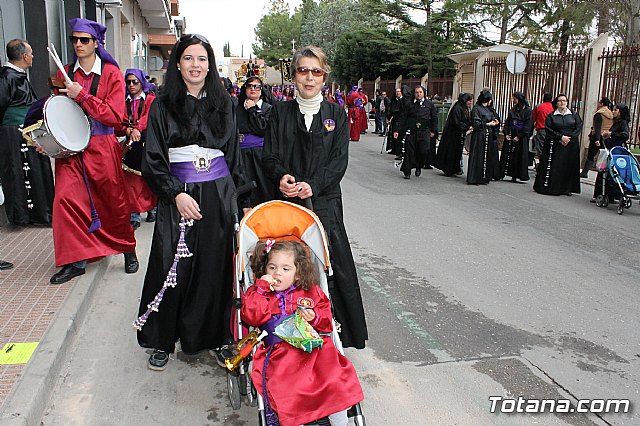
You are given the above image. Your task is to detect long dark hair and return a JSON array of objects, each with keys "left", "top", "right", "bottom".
[
  {"left": 614, "top": 103, "right": 630, "bottom": 122},
  {"left": 161, "top": 35, "right": 229, "bottom": 138},
  {"left": 251, "top": 240, "right": 319, "bottom": 291}
]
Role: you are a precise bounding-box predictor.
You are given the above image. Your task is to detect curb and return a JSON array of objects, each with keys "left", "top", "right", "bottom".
[{"left": 0, "top": 257, "right": 111, "bottom": 426}]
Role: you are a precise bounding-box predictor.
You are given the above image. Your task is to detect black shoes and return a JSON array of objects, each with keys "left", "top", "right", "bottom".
[
  {"left": 456, "top": 171, "right": 464, "bottom": 175},
  {"left": 415, "top": 169, "right": 421, "bottom": 177},
  {"left": 124, "top": 252, "right": 139, "bottom": 274},
  {"left": 403, "top": 173, "right": 410, "bottom": 180},
  {"left": 50, "top": 265, "right": 85, "bottom": 284},
  {"left": 148, "top": 350, "right": 169, "bottom": 371},
  {"left": 130, "top": 220, "right": 140, "bottom": 230},
  {"left": 146, "top": 210, "right": 157, "bottom": 222},
  {"left": 0, "top": 260, "right": 14, "bottom": 270}
]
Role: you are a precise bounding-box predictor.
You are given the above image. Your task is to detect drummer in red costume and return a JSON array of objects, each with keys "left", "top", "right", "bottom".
[
  {"left": 117, "top": 68, "right": 158, "bottom": 229},
  {"left": 49, "top": 18, "right": 138, "bottom": 285},
  {"left": 346, "top": 86, "right": 361, "bottom": 142}
]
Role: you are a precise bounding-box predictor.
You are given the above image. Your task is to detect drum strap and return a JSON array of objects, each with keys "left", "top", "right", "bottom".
[
  {"left": 126, "top": 97, "right": 145, "bottom": 125},
  {"left": 66, "top": 61, "right": 104, "bottom": 97}
]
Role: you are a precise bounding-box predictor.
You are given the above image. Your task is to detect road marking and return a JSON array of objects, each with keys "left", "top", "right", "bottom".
[{"left": 357, "top": 267, "right": 455, "bottom": 363}]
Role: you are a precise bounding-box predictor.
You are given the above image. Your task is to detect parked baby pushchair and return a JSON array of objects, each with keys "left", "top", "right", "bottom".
[
  {"left": 594, "top": 145, "right": 640, "bottom": 214},
  {"left": 223, "top": 199, "right": 366, "bottom": 425}
]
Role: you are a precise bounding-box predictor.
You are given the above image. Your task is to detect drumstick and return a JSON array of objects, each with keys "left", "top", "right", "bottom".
[{"left": 47, "top": 43, "right": 72, "bottom": 85}]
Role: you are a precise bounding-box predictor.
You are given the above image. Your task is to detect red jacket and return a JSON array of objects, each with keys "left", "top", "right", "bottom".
[{"left": 532, "top": 102, "right": 554, "bottom": 130}]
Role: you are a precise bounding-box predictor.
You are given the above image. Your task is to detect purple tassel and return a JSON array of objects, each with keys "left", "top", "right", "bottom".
[
  {"left": 133, "top": 217, "right": 193, "bottom": 331},
  {"left": 80, "top": 153, "right": 102, "bottom": 234}
]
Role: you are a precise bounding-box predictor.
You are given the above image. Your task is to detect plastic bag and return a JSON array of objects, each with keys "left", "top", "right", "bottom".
[
  {"left": 274, "top": 309, "right": 324, "bottom": 352},
  {"left": 595, "top": 149, "right": 608, "bottom": 172}
]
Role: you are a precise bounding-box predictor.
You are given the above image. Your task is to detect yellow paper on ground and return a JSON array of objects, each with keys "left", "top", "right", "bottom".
[{"left": 0, "top": 342, "right": 39, "bottom": 364}]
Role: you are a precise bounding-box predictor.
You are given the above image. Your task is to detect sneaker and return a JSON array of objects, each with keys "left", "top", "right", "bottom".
[
  {"left": 148, "top": 350, "right": 169, "bottom": 371},
  {"left": 210, "top": 345, "right": 236, "bottom": 368}
]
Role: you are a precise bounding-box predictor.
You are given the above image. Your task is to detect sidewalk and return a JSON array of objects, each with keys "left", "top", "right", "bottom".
[{"left": 0, "top": 224, "right": 107, "bottom": 425}]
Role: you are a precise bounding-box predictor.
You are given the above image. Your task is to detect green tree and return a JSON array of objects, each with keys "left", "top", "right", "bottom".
[
  {"left": 253, "top": 8, "right": 302, "bottom": 66},
  {"left": 223, "top": 41, "right": 231, "bottom": 57}
]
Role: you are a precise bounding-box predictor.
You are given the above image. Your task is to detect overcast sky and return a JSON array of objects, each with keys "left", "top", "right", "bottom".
[{"left": 179, "top": 0, "right": 302, "bottom": 61}]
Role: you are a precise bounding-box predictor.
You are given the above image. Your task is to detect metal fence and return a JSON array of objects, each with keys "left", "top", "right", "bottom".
[
  {"left": 599, "top": 45, "right": 640, "bottom": 148},
  {"left": 483, "top": 51, "right": 589, "bottom": 133}
]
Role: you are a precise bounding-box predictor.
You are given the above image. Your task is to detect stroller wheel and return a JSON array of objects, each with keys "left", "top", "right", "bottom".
[
  {"left": 625, "top": 198, "right": 633, "bottom": 209},
  {"left": 227, "top": 371, "right": 242, "bottom": 410},
  {"left": 595, "top": 195, "right": 603, "bottom": 207},
  {"left": 617, "top": 199, "right": 624, "bottom": 214},
  {"left": 602, "top": 195, "right": 609, "bottom": 207}
]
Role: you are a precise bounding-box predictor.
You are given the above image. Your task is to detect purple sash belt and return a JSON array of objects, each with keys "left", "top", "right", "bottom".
[
  {"left": 262, "top": 314, "right": 285, "bottom": 347},
  {"left": 170, "top": 156, "right": 230, "bottom": 183},
  {"left": 239, "top": 133, "right": 264, "bottom": 149},
  {"left": 91, "top": 119, "right": 115, "bottom": 136}
]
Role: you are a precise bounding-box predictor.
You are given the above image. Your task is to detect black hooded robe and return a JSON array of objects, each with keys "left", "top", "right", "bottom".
[
  {"left": 137, "top": 95, "right": 243, "bottom": 354},
  {"left": 236, "top": 100, "right": 274, "bottom": 206},
  {"left": 500, "top": 99, "right": 532, "bottom": 181},
  {"left": 435, "top": 100, "right": 471, "bottom": 176},
  {"left": 0, "top": 66, "right": 54, "bottom": 225},
  {"left": 263, "top": 99, "right": 368, "bottom": 349},
  {"left": 533, "top": 110, "right": 582, "bottom": 195},
  {"left": 467, "top": 104, "right": 500, "bottom": 184}
]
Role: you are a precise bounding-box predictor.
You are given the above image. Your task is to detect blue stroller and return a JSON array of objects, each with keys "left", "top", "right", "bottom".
[{"left": 594, "top": 146, "right": 640, "bottom": 214}]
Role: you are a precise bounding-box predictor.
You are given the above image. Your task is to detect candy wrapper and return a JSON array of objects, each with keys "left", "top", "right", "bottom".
[{"left": 274, "top": 309, "right": 324, "bottom": 352}]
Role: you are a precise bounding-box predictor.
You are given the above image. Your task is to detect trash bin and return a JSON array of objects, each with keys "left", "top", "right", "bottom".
[{"left": 436, "top": 102, "right": 451, "bottom": 134}]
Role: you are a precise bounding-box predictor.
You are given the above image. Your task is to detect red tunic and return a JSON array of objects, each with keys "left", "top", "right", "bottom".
[
  {"left": 346, "top": 91, "right": 361, "bottom": 141},
  {"left": 116, "top": 93, "right": 158, "bottom": 213},
  {"left": 53, "top": 63, "right": 136, "bottom": 266},
  {"left": 242, "top": 279, "right": 364, "bottom": 426},
  {"left": 358, "top": 93, "right": 369, "bottom": 133}
]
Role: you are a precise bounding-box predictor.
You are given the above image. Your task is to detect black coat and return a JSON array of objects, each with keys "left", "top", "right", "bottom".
[
  {"left": 138, "top": 95, "right": 242, "bottom": 353},
  {"left": 0, "top": 66, "right": 54, "bottom": 225},
  {"left": 499, "top": 104, "right": 532, "bottom": 180},
  {"left": 263, "top": 99, "right": 368, "bottom": 349},
  {"left": 533, "top": 110, "right": 582, "bottom": 195},
  {"left": 435, "top": 100, "right": 471, "bottom": 176},
  {"left": 467, "top": 104, "right": 501, "bottom": 184}
]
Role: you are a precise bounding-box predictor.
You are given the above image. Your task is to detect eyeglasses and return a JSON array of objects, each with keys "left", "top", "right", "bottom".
[
  {"left": 126, "top": 79, "right": 141, "bottom": 85},
  {"left": 296, "top": 67, "right": 326, "bottom": 77},
  {"left": 246, "top": 83, "right": 262, "bottom": 90},
  {"left": 180, "top": 33, "right": 210, "bottom": 46},
  {"left": 69, "top": 36, "right": 96, "bottom": 45}
]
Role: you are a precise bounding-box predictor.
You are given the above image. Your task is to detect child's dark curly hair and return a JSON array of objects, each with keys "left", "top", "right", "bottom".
[{"left": 250, "top": 240, "right": 319, "bottom": 290}]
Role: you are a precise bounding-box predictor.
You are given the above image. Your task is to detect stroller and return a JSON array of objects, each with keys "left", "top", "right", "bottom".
[
  {"left": 224, "top": 199, "right": 366, "bottom": 425},
  {"left": 594, "top": 145, "right": 640, "bottom": 214}
]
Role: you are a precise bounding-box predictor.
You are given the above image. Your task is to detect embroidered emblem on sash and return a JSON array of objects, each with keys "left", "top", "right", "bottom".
[
  {"left": 238, "top": 134, "right": 245, "bottom": 143},
  {"left": 193, "top": 152, "right": 212, "bottom": 173}
]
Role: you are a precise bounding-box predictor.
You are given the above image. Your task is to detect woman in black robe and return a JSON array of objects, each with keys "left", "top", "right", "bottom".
[
  {"left": 262, "top": 46, "right": 368, "bottom": 349},
  {"left": 136, "top": 34, "right": 244, "bottom": 370},
  {"left": 500, "top": 91, "right": 532, "bottom": 182},
  {"left": 435, "top": 92, "right": 473, "bottom": 176},
  {"left": 236, "top": 76, "right": 274, "bottom": 206},
  {"left": 467, "top": 89, "right": 501, "bottom": 185},
  {"left": 533, "top": 94, "right": 582, "bottom": 196}
]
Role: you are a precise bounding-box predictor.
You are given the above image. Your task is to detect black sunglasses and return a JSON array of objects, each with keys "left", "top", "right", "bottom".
[
  {"left": 246, "top": 83, "right": 262, "bottom": 90},
  {"left": 296, "top": 66, "right": 326, "bottom": 77},
  {"left": 69, "top": 35, "right": 96, "bottom": 45},
  {"left": 180, "top": 33, "right": 210, "bottom": 46},
  {"left": 126, "top": 79, "right": 141, "bottom": 85}
]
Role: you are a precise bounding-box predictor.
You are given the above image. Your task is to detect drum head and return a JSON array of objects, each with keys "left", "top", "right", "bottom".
[{"left": 43, "top": 96, "right": 91, "bottom": 151}]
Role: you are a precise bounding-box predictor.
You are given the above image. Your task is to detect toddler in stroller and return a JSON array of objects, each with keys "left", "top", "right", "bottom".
[
  {"left": 241, "top": 239, "right": 364, "bottom": 426},
  {"left": 593, "top": 145, "right": 640, "bottom": 214}
]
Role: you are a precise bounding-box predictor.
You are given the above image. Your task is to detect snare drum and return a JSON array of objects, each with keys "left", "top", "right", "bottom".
[{"left": 21, "top": 96, "right": 90, "bottom": 158}]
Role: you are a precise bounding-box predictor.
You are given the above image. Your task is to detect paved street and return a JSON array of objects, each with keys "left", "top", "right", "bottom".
[{"left": 2, "top": 130, "right": 639, "bottom": 425}]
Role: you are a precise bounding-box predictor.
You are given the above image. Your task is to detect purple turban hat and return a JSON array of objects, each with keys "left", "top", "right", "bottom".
[
  {"left": 68, "top": 18, "right": 119, "bottom": 68},
  {"left": 124, "top": 68, "right": 151, "bottom": 93}
]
